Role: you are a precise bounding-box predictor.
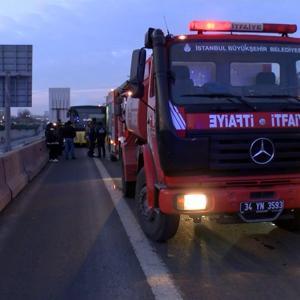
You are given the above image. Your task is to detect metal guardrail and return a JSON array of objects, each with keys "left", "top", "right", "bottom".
[{"left": 0, "top": 134, "right": 45, "bottom": 154}]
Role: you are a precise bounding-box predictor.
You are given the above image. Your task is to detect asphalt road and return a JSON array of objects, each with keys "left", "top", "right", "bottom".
[
  {"left": 0, "top": 148, "right": 300, "bottom": 299},
  {"left": 103, "top": 157, "right": 300, "bottom": 300},
  {"left": 0, "top": 149, "right": 153, "bottom": 300}
]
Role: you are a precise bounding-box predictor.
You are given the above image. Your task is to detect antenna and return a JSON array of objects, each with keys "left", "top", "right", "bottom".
[{"left": 163, "top": 16, "right": 170, "bottom": 35}]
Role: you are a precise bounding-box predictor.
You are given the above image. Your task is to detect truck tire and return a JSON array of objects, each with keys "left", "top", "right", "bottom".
[
  {"left": 121, "top": 160, "right": 135, "bottom": 198},
  {"left": 135, "top": 168, "right": 180, "bottom": 242},
  {"left": 274, "top": 211, "right": 300, "bottom": 231}
]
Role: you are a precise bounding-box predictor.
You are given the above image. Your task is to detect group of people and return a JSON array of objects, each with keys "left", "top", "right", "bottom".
[
  {"left": 45, "top": 119, "right": 107, "bottom": 162},
  {"left": 45, "top": 120, "right": 76, "bottom": 162},
  {"left": 87, "top": 120, "right": 106, "bottom": 158}
]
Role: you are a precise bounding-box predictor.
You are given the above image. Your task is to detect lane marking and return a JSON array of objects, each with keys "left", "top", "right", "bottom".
[{"left": 93, "top": 158, "right": 183, "bottom": 300}]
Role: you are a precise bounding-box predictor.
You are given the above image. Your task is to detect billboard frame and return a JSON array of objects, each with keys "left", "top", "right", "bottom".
[{"left": 0, "top": 45, "right": 33, "bottom": 151}]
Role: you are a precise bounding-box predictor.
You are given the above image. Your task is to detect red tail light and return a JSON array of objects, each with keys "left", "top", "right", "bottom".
[{"left": 189, "top": 21, "right": 232, "bottom": 32}]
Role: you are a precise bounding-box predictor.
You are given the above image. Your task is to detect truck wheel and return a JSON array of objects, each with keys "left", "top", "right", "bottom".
[
  {"left": 274, "top": 211, "right": 300, "bottom": 231},
  {"left": 121, "top": 160, "right": 135, "bottom": 198},
  {"left": 135, "top": 168, "right": 180, "bottom": 242}
]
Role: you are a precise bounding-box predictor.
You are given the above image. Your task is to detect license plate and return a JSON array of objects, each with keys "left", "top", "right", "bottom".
[{"left": 240, "top": 200, "right": 284, "bottom": 214}]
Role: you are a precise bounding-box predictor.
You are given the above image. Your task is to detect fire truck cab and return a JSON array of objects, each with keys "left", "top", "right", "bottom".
[{"left": 116, "top": 21, "right": 300, "bottom": 241}]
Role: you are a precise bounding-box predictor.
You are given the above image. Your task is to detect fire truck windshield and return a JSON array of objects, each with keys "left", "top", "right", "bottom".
[{"left": 169, "top": 41, "right": 300, "bottom": 106}]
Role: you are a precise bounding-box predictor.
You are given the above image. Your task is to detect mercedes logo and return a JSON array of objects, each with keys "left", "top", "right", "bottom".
[
  {"left": 250, "top": 138, "right": 275, "bottom": 165},
  {"left": 259, "top": 118, "right": 266, "bottom": 126}
]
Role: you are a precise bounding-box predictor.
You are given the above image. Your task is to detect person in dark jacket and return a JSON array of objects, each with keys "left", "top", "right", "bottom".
[
  {"left": 96, "top": 121, "right": 106, "bottom": 158},
  {"left": 63, "top": 121, "right": 76, "bottom": 160},
  {"left": 87, "top": 120, "right": 96, "bottom": 157},
  {"left": 57, "top": 119, "right": 64, "bottom": 155},
  {"left": 45, "top": 123, "right": 59, "bottom": 162}
]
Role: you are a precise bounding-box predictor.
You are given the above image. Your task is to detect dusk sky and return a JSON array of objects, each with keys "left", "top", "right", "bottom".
[{"left": 1, "top": 0, "right": 299, "bottom": 114}]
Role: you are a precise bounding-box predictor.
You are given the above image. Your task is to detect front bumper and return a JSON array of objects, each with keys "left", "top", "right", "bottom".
[{"left": 158, "top": 183, "right": 300, "bottom": 215}]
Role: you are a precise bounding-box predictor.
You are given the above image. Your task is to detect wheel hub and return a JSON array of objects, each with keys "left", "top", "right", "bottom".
[{"left": 139, "top": 188, "right": 157, "bottom": 221}]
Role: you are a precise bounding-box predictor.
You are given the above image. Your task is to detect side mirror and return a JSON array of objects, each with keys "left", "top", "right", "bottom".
[
  {"left": 115, "top": 96, "right": 124, "bottom": 117},
  {"left": 129, "top": 48, "right": 146, "bottom": 98},
  {"left": 115, "top": 104, "right": 122, "bottom": 117},
  {"left": 128, "top": 82, "right": 144, "bottom": 98},
  {"left": 115, "top": 104, "right": 122, "bottom": 116},
  {"left": 144, "top": 28, "right": 155, "bottom": 49}
]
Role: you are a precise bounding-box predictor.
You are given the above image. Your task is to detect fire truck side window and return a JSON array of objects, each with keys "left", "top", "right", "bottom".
[{"left": 230, "top": 62, "right": 280, "bottom": 86}]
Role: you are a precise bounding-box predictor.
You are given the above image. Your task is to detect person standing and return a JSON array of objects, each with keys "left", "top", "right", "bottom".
[
  {"left": 96, "top": 121, "right": 106, "bottom": 159},
  {"left": 57, "top": 119, "right": 64, "bottom": 156},
  {"left": 45, "top": 123, "right": 60, "bottom": 162},
  {"left": 63, "top": 121, "right": 76, "bottom": 160},
  {"left": 87, "top": 120, "right": 96, "bottom": 157}
]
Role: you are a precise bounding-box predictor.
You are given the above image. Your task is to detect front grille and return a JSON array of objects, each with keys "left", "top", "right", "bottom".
[{"left": 210, "top": 133, "right": 300, "bottom": 175}]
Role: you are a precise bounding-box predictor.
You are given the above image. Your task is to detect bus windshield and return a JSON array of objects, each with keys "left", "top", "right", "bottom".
[
  {"left": 69, "top": 105, "right": 106, "bottom": 130},
  {"left": 169, "top": 41, "right": 300, "bottom": 105}
]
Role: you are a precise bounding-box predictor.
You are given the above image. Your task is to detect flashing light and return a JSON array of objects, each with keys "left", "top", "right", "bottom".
[
  {"left": 177, "top": 194, "right": 208, "bottom": 211},
  {"left": 189, "top": 20, "right": 297, "bottom": 34},
  {"left": 178, "top": 35, "right": 187, "bottom": 40},
  {"left": 127, "top": 91, "right": 133, "bottom": 97},
  {"left": 110, "top": 88, "right": 114, "bottom": 92}
]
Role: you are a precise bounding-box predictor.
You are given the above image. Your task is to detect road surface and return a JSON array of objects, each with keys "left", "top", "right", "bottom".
[{"left": 0, "top": 148, "right": 300, "bottom": 299}]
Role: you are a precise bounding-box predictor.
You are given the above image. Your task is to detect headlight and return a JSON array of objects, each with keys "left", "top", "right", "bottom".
[{"left": 177, "top": 194, "right": 208, "bottom": 211}]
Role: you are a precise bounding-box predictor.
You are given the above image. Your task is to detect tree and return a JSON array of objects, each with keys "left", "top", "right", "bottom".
[{"left": 17, "top": 109, "right": 31, "bottom": 119}]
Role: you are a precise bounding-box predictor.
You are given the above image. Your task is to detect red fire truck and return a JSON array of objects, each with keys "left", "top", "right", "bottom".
[
  {"left": 106, "top": 90, "right": 121, "bottom": 161},
  {"left": 111, "top": 21, "right": 300, "bottom": 241}
]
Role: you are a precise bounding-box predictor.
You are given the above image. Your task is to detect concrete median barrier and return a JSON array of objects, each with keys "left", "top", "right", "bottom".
[
  {"left": 21, "top": 140, "right": 48, "bottom": 181},
  {"left": 3, "top": 150, "right": 29, "bottom": 199},
  {"left": 0, "top": 157, "right": 11, "bottom": 211},
  {"left": 0, "top": 138, "right": 48, "bottom": 212},
  {"left": 34, "top": 140, "right": 48, "bottom": 172}
]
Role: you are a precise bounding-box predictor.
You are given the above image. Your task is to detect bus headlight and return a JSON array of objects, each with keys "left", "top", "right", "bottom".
[{"left": 177, "top": 194, "right": 208, "bottom": 211}]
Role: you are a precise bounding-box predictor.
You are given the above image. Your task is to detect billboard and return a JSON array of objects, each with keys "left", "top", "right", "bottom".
[
  {"left": 49, "top": 88, "right": 71, "bottom": 122},
  {"left": 0, "top": 45, "right": 32, "bottom": 107}
]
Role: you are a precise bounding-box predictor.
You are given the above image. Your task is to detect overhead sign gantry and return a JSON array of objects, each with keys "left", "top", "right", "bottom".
[{"left": 0, "top": 45, "right": 33, "bottom": 151}]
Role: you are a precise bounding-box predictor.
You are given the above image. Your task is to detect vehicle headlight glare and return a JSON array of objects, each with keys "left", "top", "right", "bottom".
[{"left": 177, "top": 194, "right": 208, "bottom": 211}]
